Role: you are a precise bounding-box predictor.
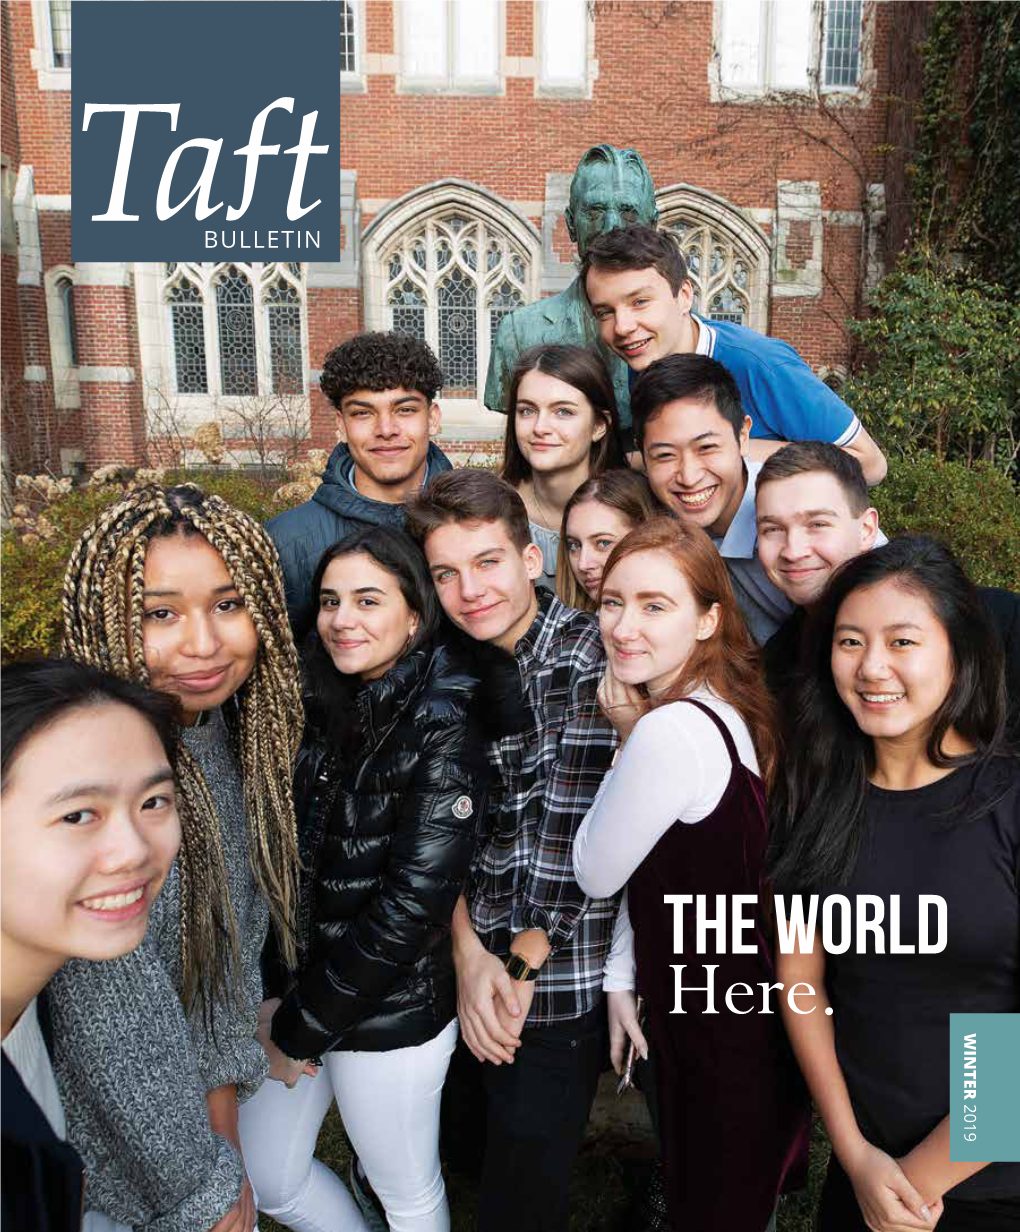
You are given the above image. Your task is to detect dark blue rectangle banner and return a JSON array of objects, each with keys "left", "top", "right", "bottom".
[{"left": 72, "top": 2, "right": 341, "bottom": 261}]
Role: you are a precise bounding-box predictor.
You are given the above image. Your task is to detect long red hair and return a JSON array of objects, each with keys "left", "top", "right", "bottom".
[{"left": 600, "top": 516, "right": 779, "bottom": 787}]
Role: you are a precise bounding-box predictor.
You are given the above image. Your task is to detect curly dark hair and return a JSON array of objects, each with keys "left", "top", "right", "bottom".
[{"left": 320, "top": 331, "right": 444, "bottom": 409}]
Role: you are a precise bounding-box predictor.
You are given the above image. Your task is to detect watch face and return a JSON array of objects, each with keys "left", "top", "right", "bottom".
[{"left": 506, "top": 955, "right": 535, "bottom": 980}]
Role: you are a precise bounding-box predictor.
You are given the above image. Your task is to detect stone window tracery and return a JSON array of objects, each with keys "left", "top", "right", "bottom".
[
  {"left": 662, "top": 216, "right": 758, "bottom": 328},
  {"left": 654, "top": 185, "right": 771, "bottom": 333},
  {"left": 381, "top": 212, "right": 531, "bottom": 398},
  {"left": 161, "top": 262, "right": 306, "bottom": 398}
]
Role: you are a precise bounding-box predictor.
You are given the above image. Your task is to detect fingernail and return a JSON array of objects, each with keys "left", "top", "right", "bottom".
[{"left": 921, "top": 1206, "right": 932, "bottom": 1223}]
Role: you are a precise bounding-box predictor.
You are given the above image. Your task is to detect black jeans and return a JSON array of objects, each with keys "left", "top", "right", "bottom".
[
  {"left": 441, "top": 1004, "right": 606, "bottom": 1232},
  {"left": 818, "top": 1156, "right": 1020, "bottom": 1231}
]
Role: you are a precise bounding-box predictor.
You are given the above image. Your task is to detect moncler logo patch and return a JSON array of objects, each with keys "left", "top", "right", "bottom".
[{"left": 452, "top": 795, "right": 474, "bottom": 820}]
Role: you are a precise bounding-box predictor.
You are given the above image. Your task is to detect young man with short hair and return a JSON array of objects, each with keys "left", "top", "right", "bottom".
[
  {"left": 267, "top": 330, "right": 452, "bottom": 636},
  {"left": 583, "top": 224, "right": 887, "bottom": 484},
  {"left": 630, "top": 351, "right": 794, "bottom": 643},
  {"left": 755, "top": 441, "right": 1019, "bottom": 729},
  {"left": 405, "top": 468, "right": 618, "bottom": 1232}
]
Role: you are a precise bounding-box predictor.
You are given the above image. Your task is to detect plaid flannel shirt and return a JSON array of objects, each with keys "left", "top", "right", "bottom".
[{"left": 468, "top": 589, "right": 620, "bottom": 1024}]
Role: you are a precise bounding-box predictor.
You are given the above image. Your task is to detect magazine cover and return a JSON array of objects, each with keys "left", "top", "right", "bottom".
[{"left": 2, "top": 3, "right": 1018, "bottom": 1231}]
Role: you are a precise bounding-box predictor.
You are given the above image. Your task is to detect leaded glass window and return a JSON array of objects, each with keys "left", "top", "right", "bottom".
[
  {"left": 823, "top": 0, "right": 862, "bottom": 87},
  {"left": 338, "top": 1, "right": 357, "bottom": 73},
  {"left": 662, "top": 217, "right": 756, "bottom": 327},
  {"left": 162, "top": 262, "right": 305, "bottom": 398},
  {"left": 438, "top": 266, "right": 477, "bottom": 394},
  {"left": 381, "top": 212, "right": 531, "bottom": 399},
  {"left": 48, "top": 0, "right": 71, "bottom": 68},
  {"left": 216, "top": 267, "right": 257, "bottom": 397},
  {"left": 167, "top": 278, "right": 208, "bottom": 393},
  {"left": 390, "top": 279, "right": 427, "bottom": 343}
]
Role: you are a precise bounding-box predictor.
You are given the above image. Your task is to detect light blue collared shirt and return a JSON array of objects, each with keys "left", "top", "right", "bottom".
[{"left": 711, "top": 459, "right": 795, "bottom": 645}]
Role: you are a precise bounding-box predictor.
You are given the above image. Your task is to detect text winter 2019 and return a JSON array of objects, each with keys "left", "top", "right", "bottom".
[{"left": 81, "top": 99, "right": 328, "bottom": 223}]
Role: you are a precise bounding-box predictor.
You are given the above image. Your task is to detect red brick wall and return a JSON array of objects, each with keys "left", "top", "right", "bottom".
[
  {"left": 2, "top": 0, "right": 896, "bottom": 468},
  {"left": 341, "top": 0, "right": 894, "bottom": 370}
]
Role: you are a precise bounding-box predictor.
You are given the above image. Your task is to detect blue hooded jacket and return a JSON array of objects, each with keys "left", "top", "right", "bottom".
[{"left": 266, "top": 440, "right": 452, "bottom": 640}]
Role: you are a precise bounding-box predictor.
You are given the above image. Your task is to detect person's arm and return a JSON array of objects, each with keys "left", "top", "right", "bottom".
[
  {"left": 46, "top": 943, "right": 247, "bottom": 1232},
  {"left": 602, "top": 890, "right": 648, "bottom": 1074},
  {"left": 843, "top": 423, "right": 887, "bottom": 485},
  {"left": 452, "top": 893, "right": 525, "bottom": 1065},
  {"left": 573, "top": 704, "right": 722, "bottom": 899},
  {"left": 777, "top": 936, "right": 938, "bottom": 1230},
  {"left": 271, "top": 722, "right": 487, "bottom": 1060},
  {"left": 744, "top": 358, "right": 888, "bottom": 485},
  {"left": 898, "top": 1118, "right": 990, "bottom": 1207},
  {"left": 747, "top": 438, "right": 789, "bottom": 464},
  {"left": 511, "top": 681, "right": 617, "bottom": 954}
]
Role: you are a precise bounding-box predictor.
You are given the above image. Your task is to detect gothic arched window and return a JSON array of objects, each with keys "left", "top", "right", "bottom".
[
  {"left": 162, "top": 262, "right": 306, "bottom": 398},
  {"left": 374, "top": 204, "right": 535, "bottom": 401},
  {"left": 656, "top": 186, "right": 772, "bottom": 333}
]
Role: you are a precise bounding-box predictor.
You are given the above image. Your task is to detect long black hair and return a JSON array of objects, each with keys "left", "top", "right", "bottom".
[
  {"left": 767, "top": 536, "right": 1010, "bottom": 892},
  {"left": 1, "top": 657, "right": 179, "bottom": 788},
  {"left": 303, "top": 525, "right": 441, "bottom": 748}
]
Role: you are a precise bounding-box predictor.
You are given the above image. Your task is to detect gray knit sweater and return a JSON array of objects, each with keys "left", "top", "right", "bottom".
[{"left": 48, "top": 707, "right": 270, "bottom": 1232}]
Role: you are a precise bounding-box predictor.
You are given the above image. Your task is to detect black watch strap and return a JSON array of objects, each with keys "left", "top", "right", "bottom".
[{"left": 504, "top": 953, "right": 539, "bottom": 982}]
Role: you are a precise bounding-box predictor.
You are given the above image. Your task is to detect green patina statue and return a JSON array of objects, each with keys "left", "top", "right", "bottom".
[{"left": 483, "top": 144, "right": 658, "bottom": 441}]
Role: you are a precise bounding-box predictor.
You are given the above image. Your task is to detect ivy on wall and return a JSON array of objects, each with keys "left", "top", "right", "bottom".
[{"left": 909, "top": 3, "right": 1020, "bottom": 296}]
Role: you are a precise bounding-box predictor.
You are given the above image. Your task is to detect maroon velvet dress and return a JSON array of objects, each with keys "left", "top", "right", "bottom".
[{"left": 627, "top": 699, "right": 810, "bottom": 1231}]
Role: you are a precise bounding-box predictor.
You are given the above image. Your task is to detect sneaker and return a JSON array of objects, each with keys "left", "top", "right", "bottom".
[{"left": 349, "top": 1156, "right": 388, "bottom": 1232}]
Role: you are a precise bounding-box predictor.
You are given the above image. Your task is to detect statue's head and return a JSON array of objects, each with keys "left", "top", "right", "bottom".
[{"left": 565, "top": 145, "right": 658, "bottom": 259}]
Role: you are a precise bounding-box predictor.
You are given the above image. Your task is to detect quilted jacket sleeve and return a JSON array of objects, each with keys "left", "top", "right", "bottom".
[{"left": 271, "top": 716, "right": 486, "bottom": 1059}]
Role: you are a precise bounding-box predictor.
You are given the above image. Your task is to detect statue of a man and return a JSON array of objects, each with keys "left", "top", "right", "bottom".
[{"left": 484, "top": 144, "right": 658, "bottom": 446}]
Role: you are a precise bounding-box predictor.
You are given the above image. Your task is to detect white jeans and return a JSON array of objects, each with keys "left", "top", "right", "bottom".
[{"left": 239, "top": 1019, "right": 458, "bottom": 1232}]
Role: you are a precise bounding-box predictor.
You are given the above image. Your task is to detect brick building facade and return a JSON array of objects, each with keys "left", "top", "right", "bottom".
[{"left": 2, "top": 0, "right": 903, "bottom": 475}]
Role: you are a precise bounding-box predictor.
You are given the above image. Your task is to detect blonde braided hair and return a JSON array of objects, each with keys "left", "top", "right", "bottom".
[{"left": 61, "top": 484, "right": 303, "bottom": 1013}]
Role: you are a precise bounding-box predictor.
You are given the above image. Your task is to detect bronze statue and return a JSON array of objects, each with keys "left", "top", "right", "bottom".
[{"left": 484, "top": 145, "right": 658, "bottom": 443}]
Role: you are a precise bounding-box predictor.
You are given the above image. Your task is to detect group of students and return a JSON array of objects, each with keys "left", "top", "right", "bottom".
[{"left": 2, "top": 221, "right": 1018, "bottom": 1232}]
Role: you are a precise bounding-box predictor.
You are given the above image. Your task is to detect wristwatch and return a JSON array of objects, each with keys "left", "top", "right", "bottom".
[{"left": 504, "top": 952, "right": 539, "bottom": 982}]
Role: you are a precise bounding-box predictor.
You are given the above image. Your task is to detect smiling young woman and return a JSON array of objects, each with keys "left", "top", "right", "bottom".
[
  {"left": 49, "top": 484, "right": 303, "bottom": 1232},
  {"left": 572, "top": 516, "right": 809, "bottom": 1232},
  {"left": 556, "top": 468, "right": 662, "bottom": 613},
  {"left": 1, "top": 659, "right": 181, "bottom": 1232},
  {"left": 768, "top": 537, "right": 1020, "bottom": 1232},
  {"left": 501, "top": 344, "right": 622, "bottom": 591},
  {"left": 241, "top": 525, "right": 496, "bottom": 1232}
]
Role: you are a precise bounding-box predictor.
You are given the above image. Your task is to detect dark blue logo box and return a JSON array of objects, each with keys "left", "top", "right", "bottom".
[{"left": 72, "top": 2, "right": 342, "bottom": 260}]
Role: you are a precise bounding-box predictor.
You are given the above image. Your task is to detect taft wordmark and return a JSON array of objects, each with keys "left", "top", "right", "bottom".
[{"left": 82, "top": 98, "right": 328, "bottom": 224}]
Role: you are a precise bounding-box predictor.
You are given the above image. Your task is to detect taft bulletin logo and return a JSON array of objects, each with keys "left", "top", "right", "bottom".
[{"left": 72, "top": 3, "right": 342, "bottom": 261}]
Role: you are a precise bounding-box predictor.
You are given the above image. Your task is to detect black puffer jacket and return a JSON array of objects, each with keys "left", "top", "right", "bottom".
[{"left": 270, "top": 638, "right": 491, "bottom": 1056}]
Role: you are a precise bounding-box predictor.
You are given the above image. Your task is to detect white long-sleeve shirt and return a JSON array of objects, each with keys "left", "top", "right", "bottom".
[{"left": 572, "top": 689, "right": 759, "bottom": 991}]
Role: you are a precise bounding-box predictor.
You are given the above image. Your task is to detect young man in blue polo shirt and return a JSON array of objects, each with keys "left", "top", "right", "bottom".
[{"left": 583, "top": 224, "right": 887, "bottom": 485}]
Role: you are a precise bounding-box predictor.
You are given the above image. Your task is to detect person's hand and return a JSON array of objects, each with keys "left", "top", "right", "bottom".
[
  {"left": 843, "top": 1141, "right": 942, "bottom": 1231},
  {"left": 206, "top": 1176, "right": 256, "bottom": 1232},
  {"left": 492, "top": 977, "right": 536, "bottom": 1044},
  {"left": 256, "top": 997, "right": 318, "bottom": 1088},
  {"left": 597, "top": 664, "right": 645, "bottom": 745},
  {"left": 454, "top": 945, "right": 523, "bottom": 1065},
  {"left": 607, "top": 989, "right": 648, "bottom": 1076}
]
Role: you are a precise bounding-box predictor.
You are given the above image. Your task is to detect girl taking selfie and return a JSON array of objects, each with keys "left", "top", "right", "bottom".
[{"left": 1, "top": 659, "right": 181, "bottom": 1232}]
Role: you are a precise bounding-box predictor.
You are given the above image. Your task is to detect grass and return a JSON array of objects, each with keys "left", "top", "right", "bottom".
[{"left": 263, "top": 1095, "right": 829, "bottom": 1232}]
